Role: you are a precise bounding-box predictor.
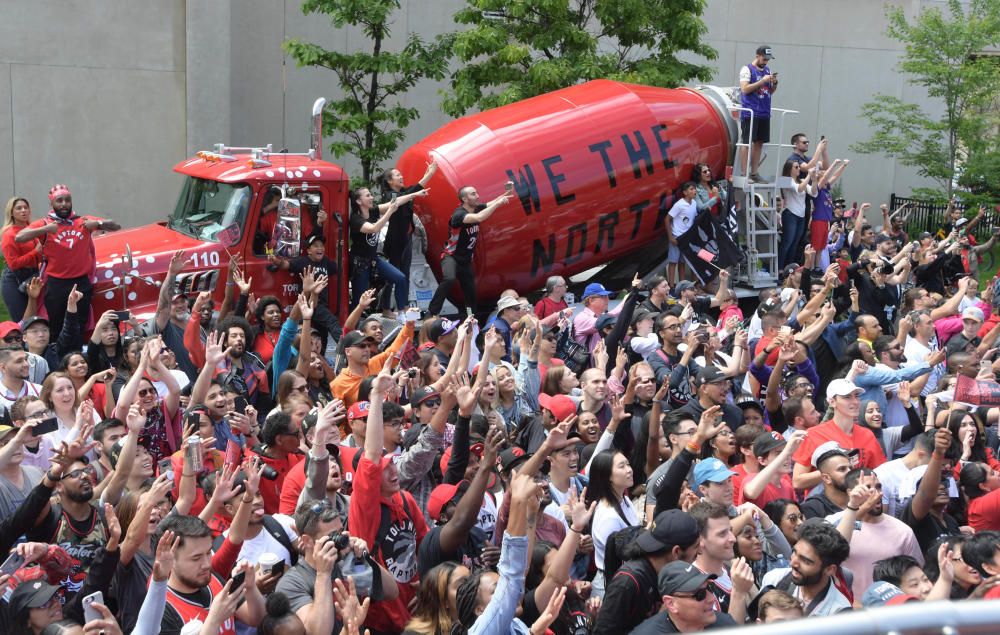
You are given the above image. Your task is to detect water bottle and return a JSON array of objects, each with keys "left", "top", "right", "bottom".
[
  {"left": 339, "top": 551, "right": 373, "bottom": 598},
  {"left": 186, "top": 435, "right": 204, "bottom": 472}
]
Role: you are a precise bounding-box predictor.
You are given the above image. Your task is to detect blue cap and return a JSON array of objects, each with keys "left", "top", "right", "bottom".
[
  {"left": 582, "top": 283, "right": 613, "bottom": 300},
  {"left": 692, "top": 458, "right": 736, "bottom": 487}
]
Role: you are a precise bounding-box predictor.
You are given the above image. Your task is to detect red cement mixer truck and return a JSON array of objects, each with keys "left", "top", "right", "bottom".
[{"left": 91, "top": 80, "right": 738, "bottom": 323}]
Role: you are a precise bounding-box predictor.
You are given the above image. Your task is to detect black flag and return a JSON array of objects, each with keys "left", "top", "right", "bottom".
[{"left": 677, "top": 209, "right": 742, "bottom": 284}]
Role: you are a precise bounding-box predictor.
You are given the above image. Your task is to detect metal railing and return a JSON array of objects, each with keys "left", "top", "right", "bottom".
[
  {"left": 889, "top": 194, "right": 999, "bottom": 243},
  {"left": 712, "top": 599, "right": 1000, "bottom": 635}
]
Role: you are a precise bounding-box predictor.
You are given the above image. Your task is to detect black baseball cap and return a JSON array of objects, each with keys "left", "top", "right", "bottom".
[
  {"left": 635, "top": 510, "right": 699, "bottom": 553},
  {"left": 658, "top": 561, "right": 718, "bottom": 596},
  {"left": 695, "top": 366, "right": 728, "bottom": 387},
  {"left": 342, "top": 331, "right": 376, "bottom": 349},
  {"left": 756, "top": 45, "right": 774, "bottom": 60},
  {"left": 753, "top": 431, "right": 787, "bottom": 458}
]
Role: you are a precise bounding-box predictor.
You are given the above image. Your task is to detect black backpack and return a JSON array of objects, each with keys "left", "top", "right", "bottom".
[{"left": 603, "top": 524, "right": 645, "bottom": 577}]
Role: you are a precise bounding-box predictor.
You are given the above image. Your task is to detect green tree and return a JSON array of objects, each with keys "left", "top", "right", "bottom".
[
  {"left": 443, "top": 0, "right": 717, "bottom": 117},
  {"left": 851, "top": 0, "right": 1000, "bottom": 202},
  {"left": 284, "top": 0, "right": 453, "bottom": 183}
]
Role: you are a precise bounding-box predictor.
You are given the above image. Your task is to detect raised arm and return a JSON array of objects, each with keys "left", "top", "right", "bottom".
[
  {"left": 463, "top": 192, "right": 511, "bottom": 224},
  {"left": 418, "top": 160, "right": 438, "bottom": 187},
  {"left": 155, "top": 251, "right": 187, "bottom": 331},
  {"left": 14, "top": 222, "right": 57, "bottom": 243},
  {"left": 362, "top": 198, "right": 401, "bottom": 233},
  {"left": 376, "top": 190, "right": 428, "bottom": 214},
  {"left": 911, "top": 429, "right": 951, "bottom": 520},
  {"left": 743, "top": 431, "right": 805, "bottom": 500},
  {"left": 190, "top": 331, "right": 230, "bottom": 406},
  {"left": 104, "top": 402, "right": 145, "bottom": 507},
  {"left": 439, "top": 428, "right": 503, "bottom": 553}
]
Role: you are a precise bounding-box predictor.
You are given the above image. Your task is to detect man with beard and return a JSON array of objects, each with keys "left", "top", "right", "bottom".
[
  {"left": 211, "top": 317, "right": 269, "bottom": 407},
  {"left": 792, "top": 378, "right": 886, "bottom": 491},
  {"left": 157, "top": 515, "right": 266, "bottom": 635},
  {"left": 24, "top": 405, "right": 141, "bottom": 586},
  {"left": 759, "top": 519, "right": 852, "bottom": 616},
  {"left": 798, "top": 443, "right": 854, "bottom": 519},
  {"left": 831, "top": 469, "right": 923, "bottom": 599},
  {"left": 0, "top": 347, "right": 41, "bottom": 415},
  {"left": 900, "top": 428, "right": 963, "bottom": 553},
  {"left": 15, "top": 184, "right": 121, "bottom": 337}
]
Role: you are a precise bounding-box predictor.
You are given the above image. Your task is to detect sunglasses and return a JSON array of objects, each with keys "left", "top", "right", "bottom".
[
  {"left": 138, "top": 388, "right": 157, "bottom": 398},
  {"left": 674, "top": 586, "right": 711, "bottom": 601},
  {"left": 65, "top": 465, "right": 97, "bottom": 480},
  {"left": 420, "top": 399, "right": 442, "bottom": 408},
  {"left": 293, "top": 384, "right": 309, "bottom": 393},
  {"left": 3, "top": 334, "right": 22, "bottom": 343}
]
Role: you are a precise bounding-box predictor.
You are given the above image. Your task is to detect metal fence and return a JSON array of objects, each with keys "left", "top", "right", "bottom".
[
  {"left": 713, "top": 599, "right": 1000, "bottom": 635},
  {"left": 889, "top": 194, "right": 999, "bottom": 242}
]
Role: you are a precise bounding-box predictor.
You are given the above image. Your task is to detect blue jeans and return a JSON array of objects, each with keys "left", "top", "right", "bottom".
[
  {"left": 779, "top": 209, "right": 806, "bottom": 269},
  {"left": 351, "top": 256, "right": 407, "bottom": 309}
]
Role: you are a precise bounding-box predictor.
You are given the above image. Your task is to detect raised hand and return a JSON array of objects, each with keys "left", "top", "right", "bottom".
[
  {"left": 730, "top": 556, "right": 755, "bottom": 595},
  {"left": 204, "top": 331, "right": 233, "bottom": 367},
  {"left": 453, "top": 374, "right": 482, "bottom": 417},
  {"left": 168, "top": 250, "right": 187, "bottom": 276},
  {"left": 530, "top": 586, "right": 567, "bottom": 635},
  {"left": 297, "top": 293, "right": 314, "bottom": 321},
  {"left": 693, "top": 405, "right": 727, "bottom": 445},
  {"left": 567, "top": 486, "right": 597, "bottom": 533}
]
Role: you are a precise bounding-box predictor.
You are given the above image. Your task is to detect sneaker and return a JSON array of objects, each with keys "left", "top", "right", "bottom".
[{"left": 748, "top": 174, "right": 770, "bottom": 184}]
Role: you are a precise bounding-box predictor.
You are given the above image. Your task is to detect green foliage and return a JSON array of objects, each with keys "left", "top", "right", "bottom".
[
  {"left": 851, "top": 0, "right": 1000, "bottom": 203},
  {"left": 284, "top": 0, "right": 453, "bottom": 183},
  {"left": 444, "top": 0, "right": 717, "bottom": 117}
]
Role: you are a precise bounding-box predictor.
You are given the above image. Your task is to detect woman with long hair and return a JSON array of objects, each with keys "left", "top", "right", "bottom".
[
  {"left": 349, "top": 187, "right": 423, "bottom": 309},
  {"left": 858, "top": 383, "right": 924, "bottom": 458},
  {"left": 40, "top": 371, "right": 96, "bottom": 445},
  {"left": 541, "top": 365, "right": 579, "bottom": 398},
  {"left": 960, "top": 462, "right": 1000, "bottom": 532},
  {"left": 924, "top": 535, "right": 982, "bottom": 599},
  {"left": 112, "top": 338, "right": 181, "bottom": 463},
  {"left": 947, "top": 410, "right": 1000, "bottom": 470},
  {"left": 252, "top": 295, "right": 284, "bottom": 365},
  {"left": 404, "top": 561, "right": 470, "bottom": 635},
  {"left": 763, "top": 498, "right": 804, "bottom": 547},
  {"left": 778, "top": 160, "right": 818, "bottom": 270},
  {"left": 693, "top": 163, "right": 726, "bottom": 216},
  {"left": 0, "top": 197, "right": 40, "bottom": 322},
  {"left": 85, "top": 310, "right": 127, "bottom": 385},
  {"left": 59, "top": 351, "right": 114, "bottom": 419},
  {"left": 586, "top": 449, "right": 638, "bottom": 598},
  {"left": 702, "top": 422, "right": 737, "bottom": 466}
]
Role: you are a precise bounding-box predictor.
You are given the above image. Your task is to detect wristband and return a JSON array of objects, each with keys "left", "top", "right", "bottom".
[
  {"left": 569, "top": 525, "right": 583, "bottom": 534},
  {"left": 847, "top": 505, "right": 860, "bottom": 512},
  {"left": 685, "top": 440, "right": 702, "bottom": 454},
  {"left": 46, "top": 469, "right": 62, "bottom": 482}
]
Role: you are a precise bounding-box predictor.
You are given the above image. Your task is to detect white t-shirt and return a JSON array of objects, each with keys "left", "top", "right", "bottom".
[
  {"left": 873, "top": 457, "right": 912, "bottom": 519},
  {"left": 592, "top": 497, "right": 640, "bottom": 570},
  {"left": 228, "top": 515, "right": 298, "bottom": 566},
  {"left": 668, "top": 198, "right": 698, "bottom": 237}
]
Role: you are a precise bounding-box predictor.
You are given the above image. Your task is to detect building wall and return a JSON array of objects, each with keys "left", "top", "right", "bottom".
[{"left": 0, "top": 0, "right": 970, "bottom": 227}]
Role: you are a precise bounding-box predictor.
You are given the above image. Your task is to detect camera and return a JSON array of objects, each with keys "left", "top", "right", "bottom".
[
  {"left": 302, "top": 193, "right": 321, "bottom": 207},
  {"left": 333, "top": 533, "right": 351, "bottom": 550},
  {"left": 261, "top": 465, "right": 279, "bottom": 481},
  {"left": 408, "top": 368, "right": 417, "bottom": 378}
]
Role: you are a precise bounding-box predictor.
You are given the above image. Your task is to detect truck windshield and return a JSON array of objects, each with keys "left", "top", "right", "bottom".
[{"left": 168, "top": 177, "right": 251, "bottom": 242}]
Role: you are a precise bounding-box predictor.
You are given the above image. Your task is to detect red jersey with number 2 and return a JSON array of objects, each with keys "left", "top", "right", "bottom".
[{"left": 29, "top": 217, "right": 95, "bottom": 279}]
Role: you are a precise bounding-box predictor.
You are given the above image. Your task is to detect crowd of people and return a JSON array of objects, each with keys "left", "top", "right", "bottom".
[{"left": 0, "top": 58, "right": 999, "bottom": 635}]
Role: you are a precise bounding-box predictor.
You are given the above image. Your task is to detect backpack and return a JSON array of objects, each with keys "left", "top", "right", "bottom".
[
  {"left": 602, "top": 525, "right": 645, "bottom": 577},
  {"left": 213, "top": 515, "right": 298, "bottom": 566}
]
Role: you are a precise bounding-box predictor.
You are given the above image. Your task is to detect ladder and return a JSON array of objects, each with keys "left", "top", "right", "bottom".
[{"left": 728, "top": 105, "right": 799, "bottom": 289}]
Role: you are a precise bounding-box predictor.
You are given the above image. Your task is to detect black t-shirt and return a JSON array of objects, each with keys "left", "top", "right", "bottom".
[
  {"left": 676, "top": 399, "right": 744, "bottom": 431},
  {"left": 800, "top": 492, "right": 844, "bottom": 520},
  {"left": 901, "top": 499, "right": 961, "bottom": 554},
  {"left": 288, "top": 254, "right": 338, "bottom": 306},
  {"left": 350, "top": 209, "right": 381, "bottom": 260},
  {"left": 523, "top": 586, "right": 590, "bottom": 635},
  {"left": 416, "top": 524, "right": 486, "bottom": 577},
  {"left": 629, "top": 611, "right": 737, "bottom": 635},
  {"left": 441, "top": 206, "right": 482, "bottom": 261},
  {"left": 381, "top": 185, "right": 423, "bottom": 251}
]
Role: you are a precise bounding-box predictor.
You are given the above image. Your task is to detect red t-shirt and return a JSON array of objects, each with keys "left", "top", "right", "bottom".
[
  {"left": 743, "top": 473, "right": 796, "bottom": 509},
  {"left": 247, "top": 449, "right": 304, "bottom": 514},
  {"left": 349, "top": 454, "right": 428, "bottom": 633},
  {"left": 793, "top": 420, "right": 887, "bottom": 470},
  {"left": 278, "top": 460, "right": 308, "bottom": 515},
  {"left": 31, "top": 217, "right": 96, "bottom": 279},
  {"left": 968, "top": 490, "right": 1000, "bottom": 532},
  {"left": 534, "top": 296, "right": 568, "bottom": 320},
  {"left": 1, "top": 225, "right": 40, "bottom": 271}
]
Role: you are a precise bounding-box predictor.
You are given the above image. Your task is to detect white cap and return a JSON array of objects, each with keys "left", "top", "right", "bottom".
[
  {"left": 496, "top": 296, "right": 521, "bottom": 312},
  {"left": 810, "top": 441, "right": 857, "bottom": 469},
  {"left": 826, "top": 378, "right": 862, "bottom": 400},
  {"left": 962, "top": 306, "right": 984, "bottom": 322}
]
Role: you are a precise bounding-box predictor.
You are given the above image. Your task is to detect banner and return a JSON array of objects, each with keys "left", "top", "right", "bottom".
[
  {"left": 677, "top": 209, "right": 742, "bottom": 284},
  {"left": 955, "top": 374, "right": 1000, "bottom": 407}
]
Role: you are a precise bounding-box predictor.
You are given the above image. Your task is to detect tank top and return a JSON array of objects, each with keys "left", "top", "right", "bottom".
[
  {"left": 740, "top": 63, "right": 772, "bottom": 120},
  {"left": 164, "top": 575, "right": 237, "bottom": 635}
]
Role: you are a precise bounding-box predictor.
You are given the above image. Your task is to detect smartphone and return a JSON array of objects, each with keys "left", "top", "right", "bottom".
[
  {"left": 31, "top": 417, "right": 59, "bottom": 437},
  {"left": 225, "top": 440, "right": 242, "bottom": 468},
  {"left": 82, "top": 591, "right": 104, "bottom": 623},
  {"left": 230, "top": 570, "right": 246, "bottom": 593},
  {"left": 114, "top": 310, "right": 131, "bottom": 323},
  {"left": 505, "top": 181, "right": 514, "bottom": 194},
  {"left": 0, "top": 552, "right": 25, "bottom": 576},
  {"left": 234, "top": 395, "right": 248, "bottom": 416},
  {"left": 157, "top": 458, "right": 174, "bottom": 481},
  {"left": 269, "top": 561, "right": 285, "bottom": 577},
  {"left": 389, "top": 192, "right": 398, "bottom": 203},
  {"left": 820, "top": 135, "right": 825, "bottom": 141}
]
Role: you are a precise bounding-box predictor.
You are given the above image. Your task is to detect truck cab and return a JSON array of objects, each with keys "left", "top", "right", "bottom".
[{"left": 91, "top": 138, "right": 350, "bottom": 326}]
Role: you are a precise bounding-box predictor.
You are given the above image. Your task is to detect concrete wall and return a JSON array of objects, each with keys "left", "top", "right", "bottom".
[{"left": 0, "top": 0, "right": 977, "bottom": 227}]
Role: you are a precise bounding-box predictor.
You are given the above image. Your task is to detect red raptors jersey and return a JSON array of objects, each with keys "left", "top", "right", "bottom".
[
  {"left": 164, "top": 575, "right": 236, "bottom": 635},
  {"left": 28, "top": 216, "right": 96, "bottom": 279}
]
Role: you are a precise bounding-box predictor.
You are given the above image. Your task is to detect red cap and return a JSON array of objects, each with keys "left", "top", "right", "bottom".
[
  {"left": 428, "top": 481, "right": 468, "bottom": 521},
  {"left": 0, "top": 321, "right": 21, "bottom": 340},
  {"left": 439, "top": 443, "right": 484, "bottom": 476},
  {"left": 538, "top": 393, "right": 577, "bottom": 422},
  {"left": 347, "top": 402, "right": 370, "bottom": 422}
]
